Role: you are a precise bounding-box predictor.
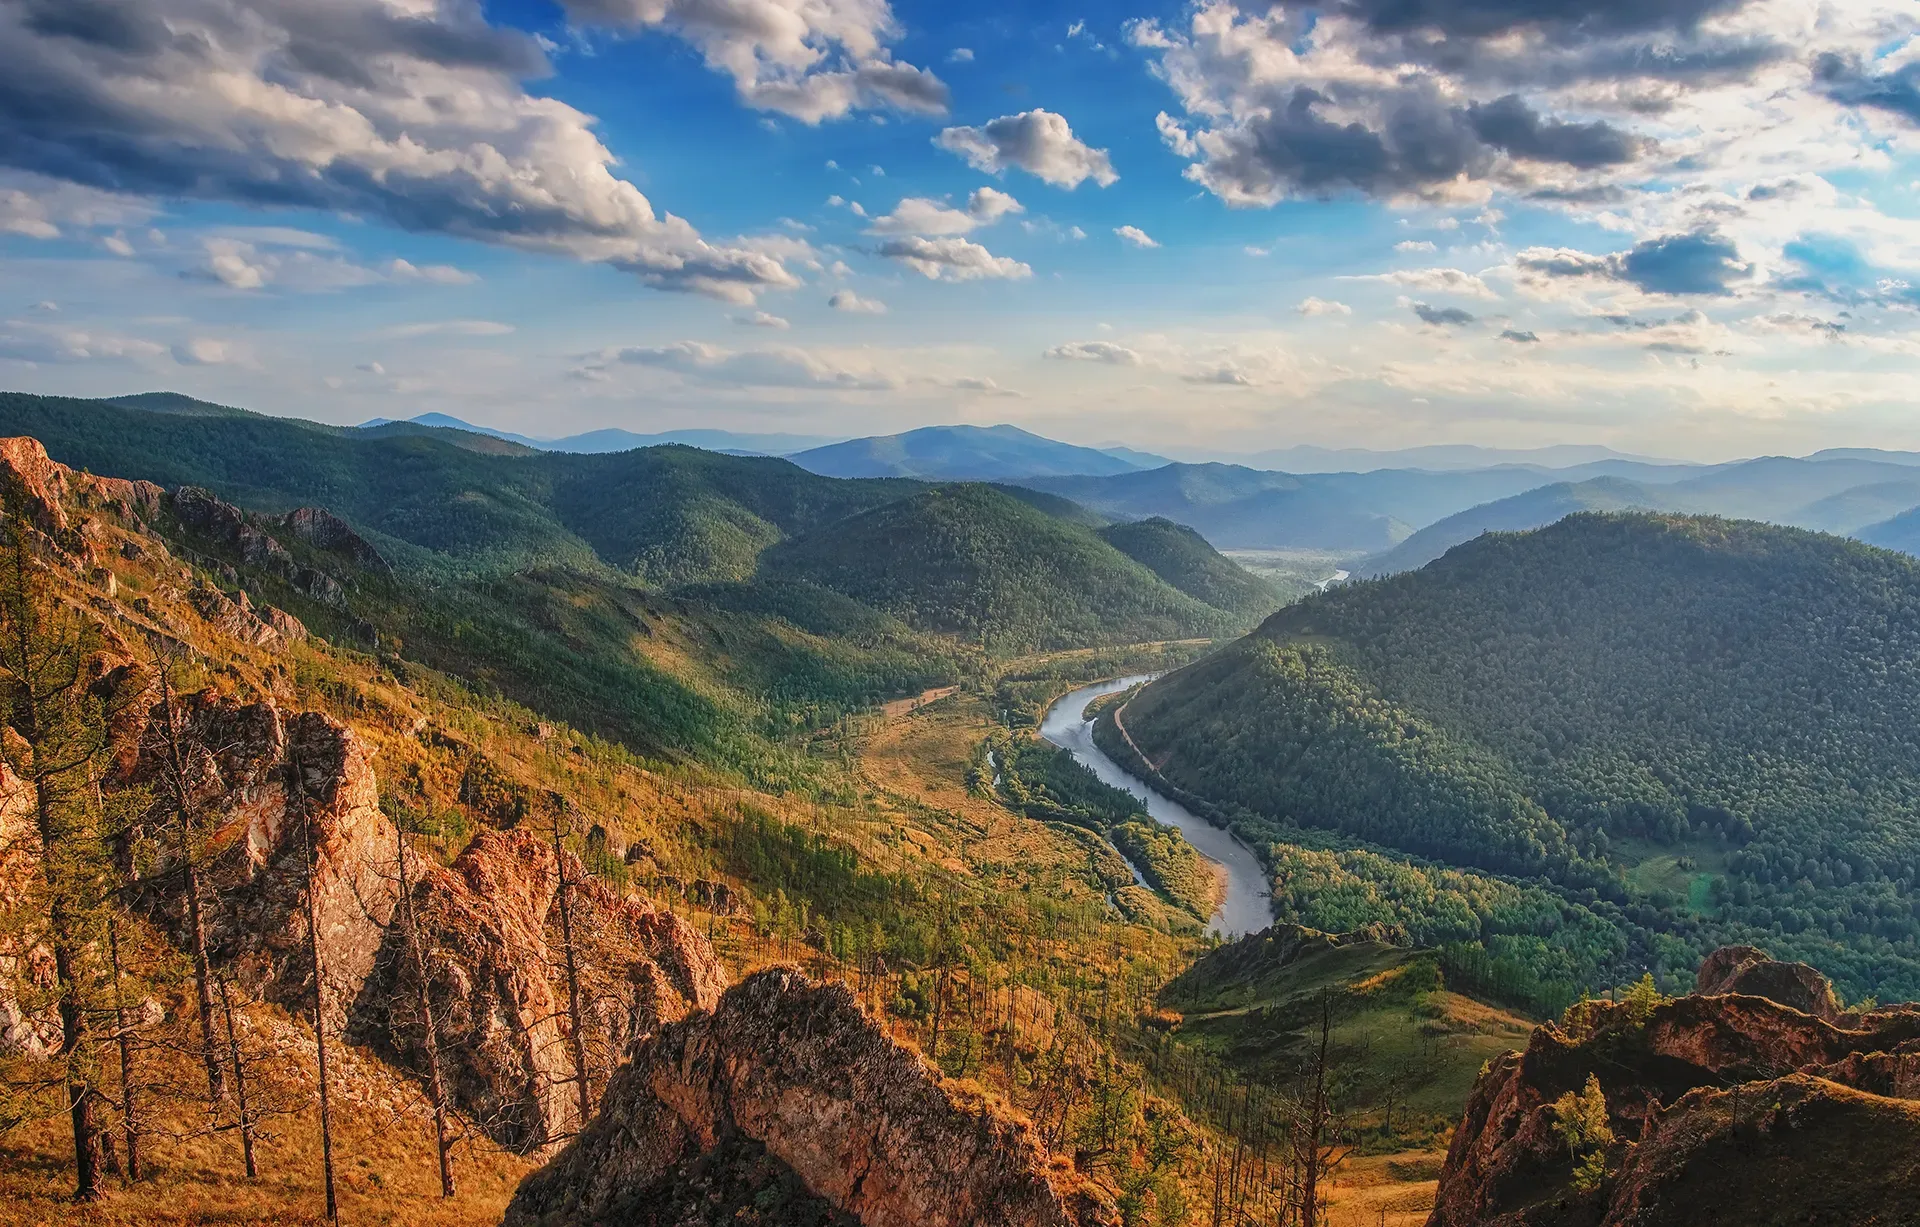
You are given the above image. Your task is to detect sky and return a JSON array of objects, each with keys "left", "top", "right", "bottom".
[{"left": 1, "top": 0, "right": 1918, "bottom": 461}]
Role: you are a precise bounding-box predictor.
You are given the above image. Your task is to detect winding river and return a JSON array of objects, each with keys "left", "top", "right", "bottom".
[{"left": 1040, "top": 677, "right": 1274, "bottom": 938}]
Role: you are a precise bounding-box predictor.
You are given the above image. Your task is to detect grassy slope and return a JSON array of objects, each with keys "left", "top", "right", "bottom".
[
  {"left": 1122, "top": 513, "right": 1920, "bottom": 1000},
  {"left": 1159, "top": 927, "right": 1531, "bottom": 1139}
]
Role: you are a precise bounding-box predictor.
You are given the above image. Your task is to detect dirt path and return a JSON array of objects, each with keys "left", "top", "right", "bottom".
[{"left": 879, "top": 685, "right": 958, "bottom": 721}]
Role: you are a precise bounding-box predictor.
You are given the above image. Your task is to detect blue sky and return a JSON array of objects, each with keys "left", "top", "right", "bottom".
[{"left": 2, "top": 0, "right": 1919, "bottom": 460}]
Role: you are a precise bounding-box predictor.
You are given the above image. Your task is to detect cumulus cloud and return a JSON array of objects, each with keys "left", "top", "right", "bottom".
[
  {"left": 948, "top": 47, "right": 974, "bottom": 63},
  {"left": 1348, "top": 267, "right": 1498, "bottom": 298},
  {"left": 1517, "top": 231, "right": 1753, "bottom": 296},
  {"left": 0, "top": 319, "right": 166, "bottom": 366},
  {"left": 381, "top": 320, "right": 516, "bottom": 339},
  {"left": 189, "top": 236, "right": 478, "bottom": 293},
  {"left": 559, "top": 0, "right": 948, "bottom": 122},
  {"left": 589, "top": 340, "right": 899, "bottom": 389},
  {"left": 0, "top": 0, "right": 805, "bottom": 302},
  {"left": 1395, "top": 240, "right": 1437, "bottom": 253},
  {"left": 1114, "top": 226, "right": 1159, "bottom": 248},
  {"left": 1298, "top": 297, "right": 1352, "bottom": 315},
  {"left": 1412, "top": 303, "right": 1477, "bottom": 327},
  {"left": 733, "top": 311, "right": 791, "bottom": 328},
  {"left": 172, "top": 337, "right": 234, "bottom": 366},
  {"left": 866, "top": 187, "right": 1023, "bottom": 236},
  {"left": 828, "top": 289, "right": 887, "bottom": 313},
  {"left": 877, "top": 236, "right": 1031, "bottom": 281},
  {"left": 1500, "top": 328, "right": 1541, "bottom": 343},
  {"left": 1045, "top": 341, "right": 1143, "bottom": 365},
  {"left": 1129, "top": 0, "right": 1917, "bottom": 210},
  {"left": 936, "top": 110, "right": 1118, "bottom": 188}
]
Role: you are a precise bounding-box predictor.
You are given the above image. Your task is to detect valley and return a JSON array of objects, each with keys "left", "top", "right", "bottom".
[{"left": 0, "top": 392, "right": 1916, "bottom": 1227}]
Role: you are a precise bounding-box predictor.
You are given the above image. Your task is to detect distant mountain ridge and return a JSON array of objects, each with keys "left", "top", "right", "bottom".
[
  {"left": 786, "top": 424, "right": 1166, "bottom": 481},
  {"left": 356, "top": 412, "right": 839, "bottom": 456}
]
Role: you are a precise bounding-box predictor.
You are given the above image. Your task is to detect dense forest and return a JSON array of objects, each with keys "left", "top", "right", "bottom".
[
  {"left": 1096, "top": 517, "right": 1282, "bottom": 620},
  {"left": 1117, "top": 514, "right": 1920, "bottom": 1001},
  {"left": 761, "top": 485, "right": 1248, "bottom": 652}
]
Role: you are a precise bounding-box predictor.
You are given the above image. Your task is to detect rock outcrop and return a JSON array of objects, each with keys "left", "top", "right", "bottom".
[
  {"left": 129, "top": 693, "right": 400, "bottom": 1022},
  {"left": 504, "top": 968, "right": 1119, "bottom": 1227},
  {"left": 351, "top": 827, "right": 725, "bottom": 1151},
  {"left": 1430, "top": 946, "right": 1920, "bottom": 1227},
  {"left": 0, "top": 435, "right": 162, "bottom": 555},
  {"left": 169, "top": 486, "right": 367, "bottom": 606},
  {"left": 279, "top": 506, "right": 391, "bottom": 576}
]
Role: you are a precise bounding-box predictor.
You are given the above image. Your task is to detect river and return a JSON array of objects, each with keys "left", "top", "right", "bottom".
[{"left": 1039, "top": 677, "right": 1274, "bottom": 938}]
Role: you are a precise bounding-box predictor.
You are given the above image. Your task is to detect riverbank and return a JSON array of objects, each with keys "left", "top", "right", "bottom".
[{"left": 1040, "top": 678, "right": 1274, "bottom": 938}]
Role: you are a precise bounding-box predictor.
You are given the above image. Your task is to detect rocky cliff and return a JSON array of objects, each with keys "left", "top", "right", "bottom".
[
  {"left": 350, "top": 827, "right": 726, "bottom": 1150},
  {"left": 505, "top": 968, "right": 1118, "bottom": 1227},
  {"left": 129, "top": 692, "right": 402, "bottom": 1024},
  {"left": 1430, "top": 947, "right": 1920, "bottom": 1226}
]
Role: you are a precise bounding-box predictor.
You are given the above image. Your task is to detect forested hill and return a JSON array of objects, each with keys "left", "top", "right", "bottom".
[
  {"left": 760, "top": 484, "right": 1248, "bottom": 651},
  {"left": 1096, "top": 517, "right": 1281, "bottom": 619},
  {"left": 1117, "top": 513, "right": 1920, "bottom": 999}
]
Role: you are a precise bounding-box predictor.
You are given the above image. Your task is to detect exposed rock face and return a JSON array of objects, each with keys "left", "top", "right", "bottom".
[
  {"left": 168, "top": 487, "right": 362, "bottom": 606},
  {"left": 0, "top": 761, "right": 58, "bottom": 1058},
  {"left": 1430, "top": 946, "right": 1920, "bottom": 1227},
  {"left": 129, "top": 693, "right": 400, "bottom": 1022},
  {"left": 505, "top": 969, "right": 1118, "bottom": 1227},
  {"left": 279, "top": 506, "right": 391, "bottom": 576},
  {"left": 350, "top": 827, "right": 725, "bottom": 1151},
  {"left": 0, "top": 436, "right": 162, "bottom": 567},
  {"left": 1694, "top": 944, "right": 1841, "bottom": 1021}
]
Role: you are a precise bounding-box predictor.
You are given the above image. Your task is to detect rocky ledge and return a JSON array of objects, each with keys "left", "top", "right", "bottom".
[
  {"left": 1429, "top": 945, "right": 1920, "bottom": 1227},
  {"left": 504, "top": 968, "right": 1118, "bottom": 1227}
]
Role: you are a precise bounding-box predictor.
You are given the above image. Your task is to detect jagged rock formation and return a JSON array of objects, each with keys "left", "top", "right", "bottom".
[
  {"left": 350, "top": 827, "right": 725, "bottom": 1150},
  {"left": 0, "top": 436, "right": 162, "bottom": 562},
  {"left": 505, "top": 969, "right": 1118, "bottom": 1227},
  {"left": 1430, "top": 947, "right": 1920, "bottom": 1226},
  {"left": 279, "top": 506, "right": 392, "bottom": 576},
  {"left": 129, "top": 692, "right": 401, "bottom": 1023}
]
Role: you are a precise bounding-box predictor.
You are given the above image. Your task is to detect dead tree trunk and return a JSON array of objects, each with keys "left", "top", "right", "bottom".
[
  {"left": 152, "top": 660, "right": 226, "bottom": 1105},
  {"left": 295, "top": 759, "right": 339, "bottom": 1224},
  {"left": 394, "top": 822, "right": 455, "bottom": 1198},
  {"left": 549, "top": 813, "right": 594, "bottom": 1131},
  {"left": 216, "top": 975, "right": 257, "bottom": 1180},
  {"left": 106, "top": 917, "right": 140, "bottom": 1183}
]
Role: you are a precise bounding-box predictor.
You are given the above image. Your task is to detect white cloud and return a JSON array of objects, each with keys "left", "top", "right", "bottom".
[
  {"left": 1395, "top": 240, "right": 1438, "bottom": 254},
  {"left": 591, "top": 340, "right": 900, "bottom": 389},
  {"left": 1115, "top": 225, "right": 1159, "bottom": 249},
  {"left": 0, "top": 320, "right": 166, "bottom": 366},
  {"left": 734, "top": 311, "right": 791, "bottom": 328},
  {"left": 1046, "top": 341, "right": 1143, "bottom": 365},
  {"left": 381, "top": 320, "right": 518, "bottom": 339},
  {"left": 1346, "top": 268, "right": 1499, "bottom": 299},
  {"left": 386, "top": 259, "right": 479, "bottom": 286},
  {"left": 172, "top": 337, "right": 234, "bottom": 366},
  {"left": 867, "top": 188, "right": 1023, "bottom": 236},
  {"left": 936, "top": 110, "right": 1119, "bottom": 189},
  {"left": 1, "top": 0, "right": 805, "bottom": 302},
  {"left": 558, "top": 0, "right": 948, "bottom": 123},
  {"left": 948, "top": 47, "right": 975, "bottom": 63},
  {"left": 101, "top": 232, "right": 135, "bottom": 257},
  {"left": 877, "top": 236, "right": 1032, "bottom": 281},
  {"left": 828, "top": 289, "right": 888, "bottom": 314},
  {"left": 1297, "top": 297, "right": 1352, "bottom": 316}
]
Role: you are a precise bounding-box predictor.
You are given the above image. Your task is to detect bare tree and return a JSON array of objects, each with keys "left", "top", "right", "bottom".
[
  {"left": 145, "top": 647, "right": 228, "bottom": 1106},
  {"left": 215, "top": 974, "right": 258, "bottom": 1179},
  {"left": 392, "top": 820, "right": 455, "bottom": 1197},
  {"left": 290, "top": 748, "right": 339, "bottom": 1224}
]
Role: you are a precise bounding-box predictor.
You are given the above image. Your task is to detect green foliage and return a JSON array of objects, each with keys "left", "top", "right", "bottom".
[
  {"left": 989, "top": 733, "right": 1211, "bottom": 922},
  {"left": 1096, "top": 517, "right": 1282, "bottom": 619},
  {"left": 1122, "top": 513, "right": 1920, "bottom": 1000},
  {"left": 761, "top": 485, "right": 1246, "bottom": 652},
  {"left": 1551, "top": 1074, "right": 1615, "bottom": 1193}
]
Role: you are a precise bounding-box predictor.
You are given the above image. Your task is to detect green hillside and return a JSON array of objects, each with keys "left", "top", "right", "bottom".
[
  {"left": 760, "top": 484, "right": 1246, "bottom": 652},
  {"left": 1097, "top": 517, "right": 1282, "bottom": 619},
  {"left": 1116, "top": 513, "right": 1920, "bottom": 1001}
]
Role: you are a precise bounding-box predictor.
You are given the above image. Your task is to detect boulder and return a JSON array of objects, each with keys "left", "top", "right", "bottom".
[
  {"left": 1429, "top": 947, "right": 1920, "bottom": 1227},
  {"left": 1695, "top": 945, "right": 1842, "bottom": 1021},
  {"left": 505, "top": 968, "right": 1118, "bottom": 1227},
  {"left": 350, "top": 827, "right": 725, "bottom": 1151}
]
